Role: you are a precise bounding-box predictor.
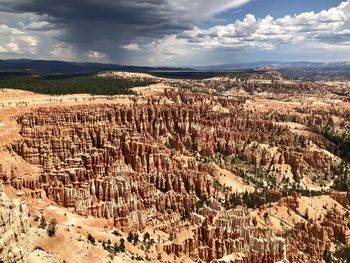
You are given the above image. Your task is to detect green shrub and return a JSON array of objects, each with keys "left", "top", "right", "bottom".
[
  {"left": 47, "top": 218, "right": 57, "bottom": 237},
  {"left": 87, "top": 233, "right": 96, "bottom": 244},
  {"left": 39, "top": 216, "right": 47, "bottom": 229}
]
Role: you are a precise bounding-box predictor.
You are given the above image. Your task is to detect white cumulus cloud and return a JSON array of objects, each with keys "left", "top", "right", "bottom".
[
  {"left": 0, "top": 24, "right": 37, "bottom": 54},
  {"left": 177, "top": 1, "right": 350, "bottom": 50}
]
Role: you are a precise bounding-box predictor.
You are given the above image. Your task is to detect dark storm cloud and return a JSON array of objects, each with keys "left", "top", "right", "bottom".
[{"left": 0, "top": 0, "right": 196, "bottom": 59}]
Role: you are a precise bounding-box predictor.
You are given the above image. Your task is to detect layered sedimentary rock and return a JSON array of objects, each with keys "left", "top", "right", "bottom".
[
  {"left": 281, "top": 198, "right": 349, "bottom": 262},
  {"left": 0, "top": 182, "right": 30, "bottom": 263},
  {"left": 164, "top": 207, "right": 286, "bottom": 262},
  {"left": 2, "top": 88, "right": 348, "bottom": 262},
  {"left": 12, "top": 89, "right": 337, "bottom": 186},
  {"left": 287, "top": 220, "right": 333, "bottom": 263},
  {"left": 189, "top": 71, "right": 350, "bottom": 98}
]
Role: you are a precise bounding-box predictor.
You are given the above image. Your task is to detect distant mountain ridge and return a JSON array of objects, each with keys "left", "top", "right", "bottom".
[
  {"left": 0, "top": 59, "right": 192, "bottom": 73},
  {"left": 193, "top": 61, "right": 350, "bottom": 71},
  {"left": 1, "top": 59, "right": 350, "bottom": 80},
  {"left": 194, "top": 61, "right": 350, "bottom": 80}
]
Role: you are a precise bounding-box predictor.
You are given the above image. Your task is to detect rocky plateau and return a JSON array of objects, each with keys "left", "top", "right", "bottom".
[{"left": 0, "top": 71, "right": 350, "bottom": 263}]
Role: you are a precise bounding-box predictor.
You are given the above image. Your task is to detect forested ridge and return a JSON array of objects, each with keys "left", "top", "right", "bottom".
[{"left": 0, "top": 73, "right": 155, "bottom": 95}]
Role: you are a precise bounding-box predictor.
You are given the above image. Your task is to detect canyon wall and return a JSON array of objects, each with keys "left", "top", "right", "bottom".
[{"left": 0, "top": 181, "right": 30, "bottom": 263}]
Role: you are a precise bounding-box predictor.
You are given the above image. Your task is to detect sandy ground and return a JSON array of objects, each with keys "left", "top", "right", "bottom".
[
  {"left": 211, "top": 104, "right": 230, "bottom": 113},
  {"left": 252, "top": 195, "right": 348, "bottom": 234},
  {"left": 97, "top": 71, "right": 164, "bottom": 81},
  {"left": 131, "top": 83, "right": 175, "bottom": 96},
  {"left": 22, "top": 196, "right": 178, "bottom": 263},
  {"left": 209, "top": 163, "right": 255, "bottom": 193}
]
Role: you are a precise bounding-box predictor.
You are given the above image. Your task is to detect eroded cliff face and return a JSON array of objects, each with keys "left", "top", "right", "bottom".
[
  {"left": 10, "top": 89, "right": 338, "bottom": 192},
  {"left": 0, "top": 181, "right": 29, "bottom": 263},
  {"left": 0, "top": 87, "right": 349, "bottom": 262},
  {"left": 186, "top": 71, "right": 350, "bottom": 99},
  {"left": 163, "top": 207, "right": 286, "bottom": 262},
  {"left": 288, "top": 215, "right": 348, "bottom": 263}
]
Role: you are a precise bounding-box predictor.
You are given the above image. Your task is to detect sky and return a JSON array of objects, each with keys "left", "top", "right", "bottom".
[{"left": 0, "top": 0, "right": 348, "bottom": 66}]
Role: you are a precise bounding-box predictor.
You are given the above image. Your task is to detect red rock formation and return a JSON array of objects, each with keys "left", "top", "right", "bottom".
[
  {"left": 287, "top": 208, "right": 349, "bottom": 263},
  {"left": 3, "top": 89, "right": 347, "bottom": 262},
  {"left": 287, "top": 219, "right": 333, "bottom": 263},
  {"left": 164, "top": 207, "right": 286, "bottom": 262}
]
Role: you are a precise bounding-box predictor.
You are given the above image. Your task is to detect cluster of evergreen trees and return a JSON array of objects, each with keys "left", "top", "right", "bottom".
[
  {"left": 228, "top": 187, "right": 325, "bottom": 209},
  {"left": 331, "top": 161, "right": 350, "bottom": 193},
  {"left": 324, "top": 246, "right": 350, "bottom": 263},
  {"left": 102, "top": 238, "right": 126, "bottom": 254},
  {"left": 322, "top": 127, "right": 350, "bottom": 161},
  {"left": 0, "top": 74, "right": 155, "bottom": 95},
  {"left": 38, "top": 215, "right": 57, "bottom": 237}
]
